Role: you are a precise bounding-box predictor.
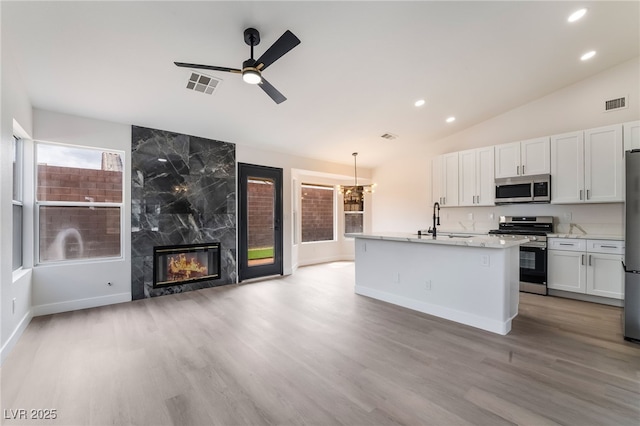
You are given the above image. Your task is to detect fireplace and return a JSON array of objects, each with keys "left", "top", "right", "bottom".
[{"left": 153, "top": 243, "right": 221, "bottom": 288}]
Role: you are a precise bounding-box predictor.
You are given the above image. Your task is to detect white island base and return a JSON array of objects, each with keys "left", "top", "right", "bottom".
[{"left": 352, "top": 234, "right": 523, "bottom": 335}]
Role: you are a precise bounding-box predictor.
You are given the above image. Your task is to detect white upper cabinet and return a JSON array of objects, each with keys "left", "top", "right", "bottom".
[
  {"left": 432, "top": 152, "right": 459, "bottom": 207},
  {"left": 551, "top": 124, "right": 623, "bottom": 204},
  {"left": 494, "top": 137, "right": 550, "bottom": 178},
  {"left": 624, "top": 120, "right": 640, "bottom": 151},
  {"left": 494, "top": 141, "right": 520, "bottom": 178},
  {"left": 551, "top": 131, "right": 584, "bottom": 204},
  {"left": 584, "top": 124, "right": 624, "bottom": 203},
  {"left": 521, "top": 137, "right": 551, "bottom": 176},
  {"left": 459, "top": 146, "right": 494, "bottom": 206}
]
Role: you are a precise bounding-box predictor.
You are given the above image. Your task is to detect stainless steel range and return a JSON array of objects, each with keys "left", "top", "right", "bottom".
[{"left": 489, "top": 216, "right": 554, "bottom": 295}]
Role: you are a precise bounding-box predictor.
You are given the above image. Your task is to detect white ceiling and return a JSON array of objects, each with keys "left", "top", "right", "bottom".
[{"left": 3, "top": 1, "right": 639, "bottom": 168}]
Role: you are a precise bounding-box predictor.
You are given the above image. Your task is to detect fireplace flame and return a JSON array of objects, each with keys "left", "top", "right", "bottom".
[{"left": 168, "top": 253, "right": 207, "bottom": 280}]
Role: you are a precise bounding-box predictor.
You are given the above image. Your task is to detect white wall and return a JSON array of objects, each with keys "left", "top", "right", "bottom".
[
  {"left": 30, "top": 109, "right": 132, "bottom": 315},
  {"left": 1, "top": 40, "right": 34, "bottom": 363},
  {"left": 372, "top": 57, "right": 640, "bottom": 233}
]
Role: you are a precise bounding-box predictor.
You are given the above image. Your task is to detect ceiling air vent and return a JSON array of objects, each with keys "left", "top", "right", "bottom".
[
  {"left": 186, "top": 72, "right": 222, "bottom": 95},
  {"left": 604, "top": 95, "right": 628, "bottom": 112},
  {"left": 380, "top": 133, "right": 398, "bottom": 140}
]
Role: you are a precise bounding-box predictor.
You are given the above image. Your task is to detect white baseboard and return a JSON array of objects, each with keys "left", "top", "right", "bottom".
[
  {"left": 32, "top": 293, "right": 131, "bottom": 317},
  {"left": 298, "top": 255, "right": 354, "bottom": 267},
  {"left": 0, "top": 309, "right": 33, "bottom": 365},
  {"left": 355, "top": 285, "right": 512, "bottom": 335}
]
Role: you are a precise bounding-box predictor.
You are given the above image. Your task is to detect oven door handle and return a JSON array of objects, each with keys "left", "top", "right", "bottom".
[{"left": 521, "top": 242, "right": 547, "bottom": 248}]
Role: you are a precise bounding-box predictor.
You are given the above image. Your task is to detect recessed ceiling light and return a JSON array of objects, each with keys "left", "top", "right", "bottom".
[
  {"left": 446, "top": 116, "right": 456, "bottom": 123},
  {"left": 568, "top": 8, "right": 587, "bottom": 23},
  {"left": 158, "top": 158, "right": 168, "bottom": 162},
  {"left": 414, "top": 99, "right": 425, "bottom": 107},
  {"left": 581, "top": 50, "right": 596, "bottom": 61}
]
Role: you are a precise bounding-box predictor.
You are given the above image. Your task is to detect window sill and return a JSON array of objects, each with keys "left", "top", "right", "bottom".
[
  {"left": 301, "top": 240, "right": 338, "bottom": 245},
  {"left": 12, "top": 267, "right": 32, "bottom": 284}
]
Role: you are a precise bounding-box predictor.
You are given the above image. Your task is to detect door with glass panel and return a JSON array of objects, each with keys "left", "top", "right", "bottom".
[{"left": 238, "top": 163, "right": 283, "bottom": 281}]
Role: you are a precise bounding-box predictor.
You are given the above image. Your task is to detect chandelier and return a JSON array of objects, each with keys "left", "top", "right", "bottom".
[{"left": 339, "top": 152, "right": 375, "bottom": 209}]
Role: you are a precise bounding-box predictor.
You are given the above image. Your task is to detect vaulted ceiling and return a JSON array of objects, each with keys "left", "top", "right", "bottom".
[{"left": 3, "top": 1, "right": 639, "bottom": 167}]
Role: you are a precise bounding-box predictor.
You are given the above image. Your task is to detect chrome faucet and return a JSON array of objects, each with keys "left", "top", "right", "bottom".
[{"left": 428, "top": 202, "right": 441, "bottom": 238}]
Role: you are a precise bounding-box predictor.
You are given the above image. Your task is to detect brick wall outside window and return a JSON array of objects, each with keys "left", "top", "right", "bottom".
[
  {"left": 247, "top": 179, "right": 275, "bottom": 249},
  {"left": 301, "top": 184, "right": 334, "bottom": 242},
  {"left": 37, "top": 164, "right": 123, "bottom": 262}
]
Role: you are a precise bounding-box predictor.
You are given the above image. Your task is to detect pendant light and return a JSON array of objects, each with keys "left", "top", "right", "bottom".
[{"left": 339, "top": 152, "right": 375, "bottom": 210}]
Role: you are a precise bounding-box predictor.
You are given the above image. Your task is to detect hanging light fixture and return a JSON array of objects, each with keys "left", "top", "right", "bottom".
[{"left": 339, "top": 152, "right": 375, "bottom": 210}]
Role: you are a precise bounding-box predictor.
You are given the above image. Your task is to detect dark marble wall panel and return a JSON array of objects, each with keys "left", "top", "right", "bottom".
[{"left": 131, "top": 126, "right": 236, "bottom": 299}]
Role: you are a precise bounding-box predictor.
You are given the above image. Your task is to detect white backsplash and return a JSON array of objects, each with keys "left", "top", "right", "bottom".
[{"left": 437, "top": 202, "right": 624, "bottom": 236}]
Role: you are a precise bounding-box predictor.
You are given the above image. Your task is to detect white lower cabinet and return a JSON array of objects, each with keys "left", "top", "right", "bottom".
[
  {"left": 548, "top": 249, "right": 586, "bottom": 293},
  {"left": 548, "top": 238, "right": 624, "bottom": 300}
]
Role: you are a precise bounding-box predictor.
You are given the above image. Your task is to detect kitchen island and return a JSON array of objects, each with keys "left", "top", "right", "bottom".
[{"left": 350, "top": 233, "right": 528, "bottom": 335}]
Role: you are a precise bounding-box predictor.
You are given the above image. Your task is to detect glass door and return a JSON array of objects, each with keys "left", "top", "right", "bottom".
[{"left": 238, "top": 163, "right": 283, "bottom": 281}]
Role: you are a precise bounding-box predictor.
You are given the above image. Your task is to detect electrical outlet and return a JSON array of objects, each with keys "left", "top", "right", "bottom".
[
  {"left": 467, "top": 213, "right": 474, "bottom": 220},
  {"left": 564, "top": 212, "right": 572, "bottom": 221},
  {"left": 425, "top": 280, "right": 431, "bottom": 291},
  {"left": 480, "top": 255, "right": 490, "bottom": 267},
  {"left": 488, "top": 213, "right": 495, "bottom": 220},
  {"left": 393, "top": 272, "right": 400, "bottom": 283}
]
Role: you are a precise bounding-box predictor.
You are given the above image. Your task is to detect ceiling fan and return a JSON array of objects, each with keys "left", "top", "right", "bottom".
[{"left": 175, "top": 28, "right": 300, "bottom": 104}]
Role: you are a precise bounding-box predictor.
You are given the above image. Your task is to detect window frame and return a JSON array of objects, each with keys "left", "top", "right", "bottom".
[
  {"left": 12, "top": 135, "right": 24, "bottom": 271},
  {"left": 34, "top": 141, "right": 125, "bottom": 265},
  {"left": 300, "top": 183, "right": 337, "bottom": 244}
]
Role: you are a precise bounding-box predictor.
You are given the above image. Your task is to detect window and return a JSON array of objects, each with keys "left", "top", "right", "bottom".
[
  {"left": 12, "top": 136, "right": 23, "bottom": 270},
  {"left": 36, "top": 142, "right": 124, "bottom": 263},
  {"left": 301, "top": 184, "right": 335, "bottom": 242},
  {"left": 345, "top": 211, "right": 364, "bottom": 234},
  {"left": 343, "top": 186, "right": 365, "bottom": 234}
]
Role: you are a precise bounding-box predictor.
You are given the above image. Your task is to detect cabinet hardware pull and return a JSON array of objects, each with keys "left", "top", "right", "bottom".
[
  {"left": 581, "top": 254, "right": 585, "bottom": 265},
  {"left": 517, "top": 165, "right": 520, "bottom": 175},
  {"left": 559, "top": 243, "right": 574, "bottom": 246},
  {"left": 601, "top": 245, "right": 617, "bottom": 248},
  {"left": 587, "top": 189, "right": 591, "bottom": 200},
  {"left": 522, "top": 165, "right": 525, "bottom": 174},
  {"left": 588, "top": 254, "right": 592, "bottom": 266},
  {"left": 579, "top": 190, "right": 583, "bottom": 200}
]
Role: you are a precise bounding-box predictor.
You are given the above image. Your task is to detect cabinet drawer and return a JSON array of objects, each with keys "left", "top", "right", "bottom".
[
  {"left": 587, "top": 239, "right": 625, "bottom": 254},
  {"left": 549, "top": 238, "right": 587, "bottom": 252}
]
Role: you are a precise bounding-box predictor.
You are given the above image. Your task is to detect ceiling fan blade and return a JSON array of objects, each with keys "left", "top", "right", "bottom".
[
  {"left": 255, "top": 30, "right": 301, "bottom": 71},
  {"left": 174, "top": 62, "right": 241, "bottom": 74},
  {"left": 258, "top": 77, "right": 287, "bottom": 104}
]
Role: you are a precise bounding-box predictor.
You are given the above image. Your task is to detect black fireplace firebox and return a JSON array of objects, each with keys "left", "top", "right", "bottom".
[{"left": 153, "top": 243, "right": 221, "bottom": 288}]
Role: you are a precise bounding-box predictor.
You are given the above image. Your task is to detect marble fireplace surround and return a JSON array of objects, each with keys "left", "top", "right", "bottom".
[{"left": 131, "top": 126, "right": 236, "bottom": 299}]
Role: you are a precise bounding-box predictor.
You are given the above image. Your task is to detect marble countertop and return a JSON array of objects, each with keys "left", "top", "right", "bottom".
[
  {"left": 347, "top": 232, "right": 529, "bottom": 249},
  {"left": 548, "top": 233, "right": 624, "bottom": 241}
]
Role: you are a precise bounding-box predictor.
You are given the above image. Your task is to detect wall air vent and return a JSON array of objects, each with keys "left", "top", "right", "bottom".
[
  {"left": 380, "top": 133, "right": 398, "bottom": 140},
  {"left": 185, "top": 72, "right": 222, "bottom": 95},
  {"left": 604, "top": 95, "right": 627, "bottom": 112}
]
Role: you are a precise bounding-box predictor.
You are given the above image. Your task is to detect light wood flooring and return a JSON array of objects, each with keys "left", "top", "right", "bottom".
[{"left": 1, "top": 262, "right": 639, "bottom": 426}]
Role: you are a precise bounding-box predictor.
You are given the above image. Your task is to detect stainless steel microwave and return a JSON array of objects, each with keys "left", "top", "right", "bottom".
[{"left": 495, "top": 174, "right": 551, "bottom": 204}]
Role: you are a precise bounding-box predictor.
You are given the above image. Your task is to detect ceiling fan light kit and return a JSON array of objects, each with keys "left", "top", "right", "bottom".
[{"left": 175, "top": 27, "right": 300, "bottom": 103}]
